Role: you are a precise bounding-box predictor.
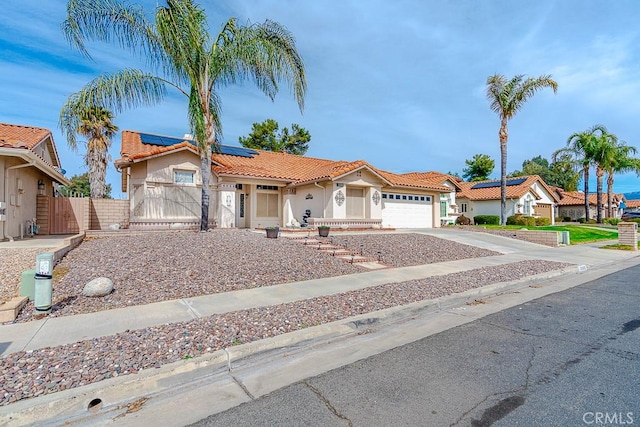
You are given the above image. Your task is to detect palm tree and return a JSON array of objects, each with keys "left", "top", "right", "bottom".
[
  {"left": 553, "top": 125, "right": 606, "bottom": 221},
  {"left": 590, "top": 128, "right": 618, "bottom": 223},
  {"left": 60, "top": 0, "right": 306, "bottom": 230},
  {"left": 60, "top": 105, "right": 118, "bottom": 198},
  {"left": 486, "top": 74, "right": 558, "bottom": 225},
  {"left": 603, "top": 141, "right": 640, "bottom": 217}
]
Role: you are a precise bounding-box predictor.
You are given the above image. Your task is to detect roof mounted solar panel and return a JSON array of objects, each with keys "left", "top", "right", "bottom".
[
  {"left": 471, "top": 177, "right": 526, "bottom": 190},
  {"left": 138, "top": 133, "right": 257, "bottom": 158}
]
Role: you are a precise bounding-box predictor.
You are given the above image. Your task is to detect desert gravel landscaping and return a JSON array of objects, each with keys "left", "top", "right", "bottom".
[
  {"left": 0, "top": 258, "right": 570, "bottom": 406},
  {"left": 0, "top": 229, "right": 575, "bottom": 407},
  {"left": 9, "top": 230, "right": 500, "bottom": 322}
]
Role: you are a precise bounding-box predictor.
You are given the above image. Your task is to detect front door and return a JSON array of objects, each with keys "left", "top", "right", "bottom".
[{"left": 236, "top": 192, "right": 246, "bottom": 228}]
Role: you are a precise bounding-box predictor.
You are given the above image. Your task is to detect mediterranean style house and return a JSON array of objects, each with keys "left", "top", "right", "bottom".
[
  {"left": 0, "top": 123, "right": 70, "bottom": 240},
  {"left": 455, "top": 176, "right": 559, "bottom": 224},
  {"left": 115, "top": 131, "right": 462, "bottom": 229},
  {"left": 553, "top": 189, "right": 625, "bottom": 220}
]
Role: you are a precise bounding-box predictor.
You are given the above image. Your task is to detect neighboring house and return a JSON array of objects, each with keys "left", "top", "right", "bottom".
[
  {"left": 391, "top": 171, "right": 463, "bottom": 225},
  {"left": 554, "top": 189, "right": 625, "bottom": 220},
  {"left": 624, "top": 199, "right": 640, "bottom": 212},
  {"left": 115, "top": 131, "right": 459, "bottom": 229},
  {"left": 0, "top": 123, "right": 70, "bottom": 240},
  {"left": 455, "top": 175, "right": 559, "bottom": 224}
]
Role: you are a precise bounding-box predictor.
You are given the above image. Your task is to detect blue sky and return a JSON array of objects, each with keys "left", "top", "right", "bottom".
[{"left": 2, "top": 0, "right": 640, "bottom": 197}]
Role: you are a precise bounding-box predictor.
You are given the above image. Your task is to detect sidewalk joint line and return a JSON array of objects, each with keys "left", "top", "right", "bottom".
[
  {"left": 181, "top": 299, "right": 201, "bottom": 319},
  {"left": 21, "top": 317, "right": 49, "bottom": 352},
  {"left": 229, "top": 373, "right": 255, "bottom": 400}
]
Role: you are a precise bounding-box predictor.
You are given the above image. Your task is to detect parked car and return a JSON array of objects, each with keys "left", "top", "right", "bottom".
[{"left": 621, "top": 211, "right": 640, "bottom": 221}]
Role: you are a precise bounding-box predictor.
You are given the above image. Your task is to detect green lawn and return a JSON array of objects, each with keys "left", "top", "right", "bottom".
[{"left": 479, "top": 224, "right": 618, "bottom": 244}]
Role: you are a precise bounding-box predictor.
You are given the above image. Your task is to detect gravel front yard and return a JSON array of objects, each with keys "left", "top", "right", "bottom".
[
  {"left": 9, "top": 230, "right": 499, "bottom": 322},
  {"left": 0, "top": 258, "right": 570, "bottom": 406},
  {"left": 0, "top": 248, "right": 55, "bottom": 304}
]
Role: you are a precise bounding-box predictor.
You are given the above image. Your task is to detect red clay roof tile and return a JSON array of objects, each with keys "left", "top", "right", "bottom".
[{"left": 118, "top": 130, "right": 452, "bottom": 192}]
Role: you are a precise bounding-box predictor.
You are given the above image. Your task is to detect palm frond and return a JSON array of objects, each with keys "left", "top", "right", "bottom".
[{"left": 62, "top": 0, "right": 164, "bottom": 65}]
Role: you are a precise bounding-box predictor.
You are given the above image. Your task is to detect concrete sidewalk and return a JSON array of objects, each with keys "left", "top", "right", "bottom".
[{"left": 1, "top": 229, "right": 637, "bottom": 357}]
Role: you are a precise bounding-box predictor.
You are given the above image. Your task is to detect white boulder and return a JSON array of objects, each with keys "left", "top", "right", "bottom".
[{"left": 83, "top": 277, "right": 114, "bottom": 297}]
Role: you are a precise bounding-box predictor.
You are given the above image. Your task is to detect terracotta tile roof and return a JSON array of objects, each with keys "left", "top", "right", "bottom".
[
  {"left": 626, "top": 199, "right": 640, "bottom": 208},
  {"left": 457, "top": 175, "right": 557, "bottom": 201},
  {"left": 558, "top": 189, "right": 628, "bottom": 206},
  {"left": 118, "top": 130, "right": 452, "bottom": 192},
  {"left": 555, "top": 190, "right": 625, "bottom": 206},
  {"left": 0, "top": 123, "right": 50, "bottom": 149},
  {"left": 397, "top": 171, "right": 463, "bottom": 189}
]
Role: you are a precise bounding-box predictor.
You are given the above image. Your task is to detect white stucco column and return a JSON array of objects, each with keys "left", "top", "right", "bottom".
[
  {"left": 283, "top": 187, "right": 296, "bottom": 226},
  {"left": 369, "top": 187, "right": 382, "bottom": 219},
  {"left": 217, "top": 183, "right": 236, "bottom": 228},
  {"left": 332, "top": 183, "right": 347, "bottom": 219}
]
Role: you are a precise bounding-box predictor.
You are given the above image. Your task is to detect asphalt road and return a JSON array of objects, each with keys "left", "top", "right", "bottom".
[{"left": 190, "top": 263, "right": 640, "bottom": 427}]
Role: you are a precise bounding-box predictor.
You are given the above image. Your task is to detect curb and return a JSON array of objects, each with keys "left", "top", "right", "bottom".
[{"left": 0, "top": 261, "right": 612, "bottom": 426}]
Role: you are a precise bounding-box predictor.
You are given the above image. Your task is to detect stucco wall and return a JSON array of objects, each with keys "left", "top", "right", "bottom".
[
  {"left": 128, "top": 153, "right": 217, "bottom": 224},
  {"left": 291, "top": 183, "right": 326, "bottom": 222},
  {"left": 2, "top": 166, "right": 42, "bottom": 239}
]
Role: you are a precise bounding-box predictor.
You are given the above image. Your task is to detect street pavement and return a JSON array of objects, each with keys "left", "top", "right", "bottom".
[{"left": 190, "top": 262, "right": 640, "bottom": 427}]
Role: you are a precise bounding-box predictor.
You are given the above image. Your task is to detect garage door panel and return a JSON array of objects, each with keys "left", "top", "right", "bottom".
[{"left": 382, "top": 194, "right": 432, "bottom": 228}]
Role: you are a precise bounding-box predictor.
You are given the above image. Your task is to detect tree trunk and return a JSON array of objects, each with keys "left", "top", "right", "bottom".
[
  {"left": 606, "top": 172, "right": 614, "bottom": 218},
  {"left": 200, "top": 109, "right": 217, "bottom": 231},
  {"left": 200, "top": 145, "right": 211, "bottom": 231},
  {"left": 596, "top": 166, "right": 604, "bottom": 223},
  {"left": 499, "top": 118, "right": 508, "bottom": 226},
  {"left": 583, "top": 165, "right": 589, "bottom": 221},
  {"left": 87, "top": 146, "right": 106, "bottom": 199}
]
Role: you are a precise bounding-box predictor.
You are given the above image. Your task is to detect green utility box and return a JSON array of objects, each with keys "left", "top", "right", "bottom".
[{"left": 20, "top": 269, "right": 36, "bottom": 301}]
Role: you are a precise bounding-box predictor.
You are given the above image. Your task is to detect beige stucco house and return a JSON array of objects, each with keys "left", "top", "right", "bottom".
[
  {"left": 115, "top": 131, "right": 461, "bottom": 230},
  {"left": 554, "top": 189, "right": 625, "bottom": 220},
  {"left": 455, "top": 176, "right": 559, "bottom": 224},
  {"left": 0, "top": 123, "right": 70, "bottom": 240}
]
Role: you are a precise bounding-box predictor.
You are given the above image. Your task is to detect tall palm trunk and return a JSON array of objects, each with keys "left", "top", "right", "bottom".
[
  {"left": 199, "top": 110, "right": 217, "bottom": 231},
  {"left": 606, "top": 172, "right": 614, "bottom": 218},
  {"left": 583, "top": 165, "right": 589, "bottom": 220},
  {"left": 86, "top": 146, "right": 107, "bottom": 199},
  {"left": 199, "top": 148, "right": 211, "bottom": 231},
  {"left": 596, "top": 166, "right": 604, "bottom": 223},
  {"left": 499, "top": 118, "right": 508, "bottom": 225}
]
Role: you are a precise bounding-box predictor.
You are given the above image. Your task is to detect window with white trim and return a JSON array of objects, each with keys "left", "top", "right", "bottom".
[
  {"left": 174, "top": 170, "right": 195, "bottom": 184},
  {"left": 460, "top": 203, "right": 468, "bottom": 213}
]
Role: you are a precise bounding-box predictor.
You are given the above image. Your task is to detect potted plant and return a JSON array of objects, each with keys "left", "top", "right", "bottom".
[
  {"left": 318, "top": 225, "right": 330, "bottom": 237},
  {"left": 265, "top": 226, "right": 279, "bottom": 238}
]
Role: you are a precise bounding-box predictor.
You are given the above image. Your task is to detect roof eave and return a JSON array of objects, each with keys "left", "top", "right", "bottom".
[{"left": 0, "top": 147, "right": 70, "bottom": 185}]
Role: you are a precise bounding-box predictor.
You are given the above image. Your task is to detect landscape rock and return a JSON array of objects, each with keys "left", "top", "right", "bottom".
[
  {"left": 82, "top": 277, "right": 114, "bottom": 297},
  {"left": 108, "top": 224, "right": 120, "bottom": 230}
]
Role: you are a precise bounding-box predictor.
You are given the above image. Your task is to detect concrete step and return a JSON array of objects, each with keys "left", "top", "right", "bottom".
[{"left": 337, "top": 255, "right": 378, "bottom": 263}]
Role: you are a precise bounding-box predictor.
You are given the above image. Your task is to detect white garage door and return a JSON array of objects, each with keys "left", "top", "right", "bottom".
[{"left": 381, "top": 193, "right": 433, "bottom": 228}]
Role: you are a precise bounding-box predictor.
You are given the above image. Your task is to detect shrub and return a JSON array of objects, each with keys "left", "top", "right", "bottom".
[
  {"left": 535, "top": 217, "right": 551, "bottom": 226},
  {"left": 623, "top": 218, "right": 640, "bottom": 225},
  {"left": 604, "top": 218, "right": 621, "bottom": 226},
  {"left": 563, "top": 216, "right": 572, "bottom": 222},
  {"left": 506, "top": 215, "right": 518, "bottom": 225},
  {"left": 514, "top": 216, "right": 536, "bottom": 227},
  {"left": 587, "top": 219, "right": 597, "bottom": 224},
  {"left": 473, "top": 215, "right": 500, "bottom": 225},
  {"left": 577, "top": 217, "right": 586, "bottom": 223},
  {"left": 455, "top": 214, "right": 471, "bottom": 225}
]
